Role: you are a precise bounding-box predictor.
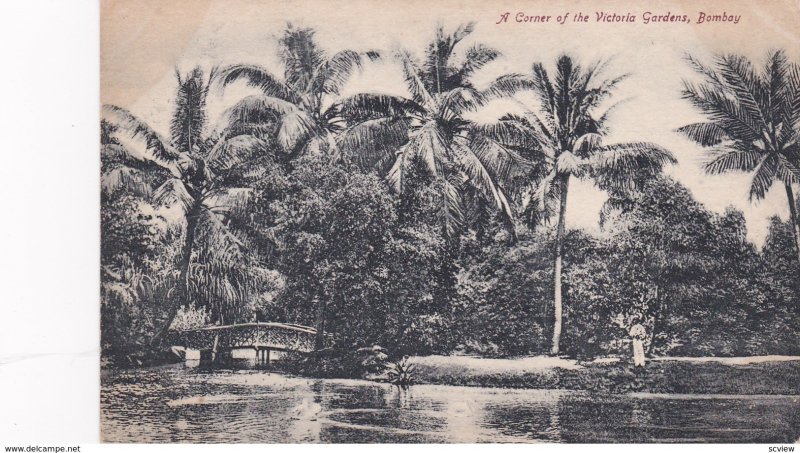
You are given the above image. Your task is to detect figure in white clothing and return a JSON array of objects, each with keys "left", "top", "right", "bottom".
[{"left": 629, "top": 324, "right": 646, "bottom": 367}]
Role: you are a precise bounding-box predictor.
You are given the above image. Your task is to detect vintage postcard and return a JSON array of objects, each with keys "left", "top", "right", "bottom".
[{"left": 100, "top": 0, "right": 800, "bottom": 443}]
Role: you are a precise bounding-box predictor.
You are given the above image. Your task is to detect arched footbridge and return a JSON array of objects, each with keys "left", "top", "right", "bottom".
[{"left": 173, "top": 322, "right": 317, "bottom": 367}]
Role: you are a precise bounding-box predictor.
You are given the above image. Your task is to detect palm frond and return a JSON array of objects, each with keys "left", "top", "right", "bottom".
[
  {"left": 223, "top": 94, "right": 299, "bottom": 124},
  {"left": 394, "top": 48, "right": 436, "bottom": 108},
  {"left": 300, "top": 133, "right": 338, "bottom": 156},
  {"left": 676, "top": 122, "right": 730, "bottom": 146},
  {"left": 482, "top": 73, "right": 536, "bottom": 100},
  {"left": 467, "top": 132, "right": 534, "bottom": 186},
  {"left": 456, "top": 43, "right": 500, "bottom": 83},
  {"left": 763, "top": 50, "right": 791, "bottom": 126},
  {"left": 555, "top": 150, "right": 581, "bottom": 176},
  {"left": 775, "top": 152, "right": 800, "bottom": 186},
  {"left": 101, "top": 142, "right": 172, "bottom": 180},
  {"left": 204, "top": 187, "right": 253, "bottom": 221},
  {"left": 450, "top": 140, "right": 505, "bottom": 210},
  {"left": 171, "top": 67, "right": 211, "bottom": 154},
  {"left": 572, "top": 132, "right": 602, "bottom": 154},
  {"left": 703, "top": 145, "right": 764, "bottom": 174},
  {"left": 531, "top": 62, "right": 557, "bottom": 123},
  {"left": 554, "top": 55, "right": 580, "bottom": 125},
  {"left": 222, "top": 95, "right": 314, "bottom": 153},
  {"left": 681, "top": 80, "right": 761, "bottom": 142},
  {"left": 206, "top": 135, "right": 272, "bottom": 175},
  {"left": 595, "top": 97, "right": 633, "bottom": 135},
  {"left": 336, "top": 93, "right": 425, "bottom": 123},
  {"left": 451, "top": 22, "right": 476, "bottom": 43},
  {"left": 101, "top": 167, "right": 155, "bottom": 199},
  {"left": 218, "top": 64, "right": 301, "bottom": 104},
  {"left": 217, "top": 122, "right": 277, "bottom": 142},
  {"left": 580, "top": 72, "right": 629, "bottom": 112},
  {"left": 316, "top": 49, "right": 380, "bottom": 95},
  {"left": 591, "top": 142, "right": 676, "bottom": 192},
  {"left": 436, "top": 175, "right": 465, "bottom": 238},
  {"left": 438, "top": 87, "right": 485, "bottom": 117},
  {"left": 406, "top": 121, "right": 448, "bottom": 177},
  {"left": 748, "top": 153, "right": 778, "bottom": 200},
  {"left": 278, "top": 110, "right": 319, "bottom": 154},
  {"left": 423, "top": 24, "right": 457, "bottom": 94},
  {"left": 474, "top": 115, "right": 544, "bottom": 157},
  {"left": 523, "top": 169, "right": 560, "bottom": 227},
  {"left": 715, "top": 54, "right": 768, "bottom": 130},
  {"left": 684, "top": 52, "right": 726, "bottom": 88},
  {"left": 213, "top": 155, "right": 279, "bottom": 189},
  {"left": 788, "top": 62, "right": 800, "bottom": 127},
  {"left": 102, "top": 105, "right": 179, "bottom": 163},
  {"left": 279, "top": 25, "right": 325, "bottom": 93},
  {"left": 153, "top": 178, "right": 195, "bottom": 212},
  {"left": 336, "top": 117, "right": 411, "bottom": 171}
]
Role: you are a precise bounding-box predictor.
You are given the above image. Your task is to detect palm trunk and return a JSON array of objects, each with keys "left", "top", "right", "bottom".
[
  {"left": 784, "top": 184, "right": 800, "bottom": 263},
  {"left": 150, "top": 203, "right": 201, "bottom": 346},
  {"left": 314, "top": 295, "right": 326, "bottom": 350},
  {"left": 550, "top": 175, "right": 569, "bottom": 356}
]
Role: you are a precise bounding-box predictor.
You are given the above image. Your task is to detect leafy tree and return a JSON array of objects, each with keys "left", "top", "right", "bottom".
[
  {"left": 581, "top": 177, "right": 723, "bottom": 357},
  {"left": 677, "top": 50, "right": 800, "bottom": 262},
  {"left": 336, "top": 22, "right": 533, "bottom": 240},
  {"left": 761, "top": 216, "right": 800, "bottom": 352},
  {"left": 263, "top": 155, "right": 447, "bottom": 351},
  {"left": 579, "top": 176, "right": 799, "bottom": 358},
  {"left": 495, "top": 55, "right": 676, "bottom": 354},
  {"left": 102, "top": 67, "right": 276, "bottom": 344},
  {"left": 218, "top": 25, "right": 379, "bottom": 159},
  {"left": 454, "top": 233, "right": 553, "bottom": 356}
]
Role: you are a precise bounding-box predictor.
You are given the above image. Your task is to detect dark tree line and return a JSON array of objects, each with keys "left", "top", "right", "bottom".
[{"left": 100, "top": 23, "right": 800, "bottom": 366}]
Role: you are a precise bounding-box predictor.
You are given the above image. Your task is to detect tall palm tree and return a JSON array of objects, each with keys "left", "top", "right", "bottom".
[
  {"left": 334, "top": 22, "right": 533, "bottom": 239},
  {"left": 102, "top": 67, "right": 275, "bottom": 344},
  {"left": 217, "top": 26, "right": 380, "bottom": 348},
  {"left": 496, "top": 55, "right": 676, "bottom": 355},
  {"left": 218, "top": 24, "right": 379, "bottom": 159},
  {"left": 677, "top": 50, "right": 800, "bottom": 262}
]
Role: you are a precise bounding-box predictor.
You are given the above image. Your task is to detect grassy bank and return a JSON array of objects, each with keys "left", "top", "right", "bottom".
[{"left": 409, "top": 355, "right": 800, "bottom": 394}]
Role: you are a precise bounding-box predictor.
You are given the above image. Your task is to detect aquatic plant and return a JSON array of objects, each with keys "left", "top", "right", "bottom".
[{"left": 387, "top": 356, "right": 416, "bottom": 388}]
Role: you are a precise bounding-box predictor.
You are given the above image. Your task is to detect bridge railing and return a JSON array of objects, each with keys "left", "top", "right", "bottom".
[
  {"left": 179, "top": 322, "right": 317, "bottom": 335},
  {"left": 175, "top": 322, "right": 317, "bottom": 353}
]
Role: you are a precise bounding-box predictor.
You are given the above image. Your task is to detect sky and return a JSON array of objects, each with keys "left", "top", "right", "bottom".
[{"left": 101, "top": 0, "right": 800, "bottom": 246}]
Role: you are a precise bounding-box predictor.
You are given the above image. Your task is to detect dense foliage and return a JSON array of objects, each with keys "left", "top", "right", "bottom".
[{"left": 100, "top": 25, "right": 800, "bottom": 366}]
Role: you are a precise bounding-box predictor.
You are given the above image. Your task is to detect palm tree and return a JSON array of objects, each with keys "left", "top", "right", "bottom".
[
  {"left": 496, "top": 55, "right": 676, "bottom": 355},
  {"left": 102, "top": 67, "right": 276, "bottom": 344},
  {"left": 217, "top": 26, "right": 381, "bottom": 348},
  {"left": 334, "top": 22, "right": 533, "bottom": 240},
  {"left": 677, "top": 50, "right": 800, "bottom": 262},
  {"left": 218, "top": 24, "right": 379, "bottom": 159}
]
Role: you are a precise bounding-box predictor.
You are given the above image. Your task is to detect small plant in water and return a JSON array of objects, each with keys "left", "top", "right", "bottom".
[{"left": 387, "top": 356, "right": 415, "bottom": 388}]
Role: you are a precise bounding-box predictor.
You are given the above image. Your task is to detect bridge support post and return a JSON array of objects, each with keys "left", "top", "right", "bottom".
[
  {"left": 185, "top": 348, "right": 201, "bottom": 368},
  {"left": 253, "top": 348, "right": 271, "bottom": 367},
  {"left": 184, "top": 348, "right": 215, "bottom": 368}
]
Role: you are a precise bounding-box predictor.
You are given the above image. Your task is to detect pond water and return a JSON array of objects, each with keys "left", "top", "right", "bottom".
[{"left": 101, "top": 367, "right": 800, "bottom": 443}]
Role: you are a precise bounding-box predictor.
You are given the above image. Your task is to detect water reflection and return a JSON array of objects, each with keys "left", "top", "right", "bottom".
[{"left": 101, "top": 367, "right": 800, "bottom": 443}]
